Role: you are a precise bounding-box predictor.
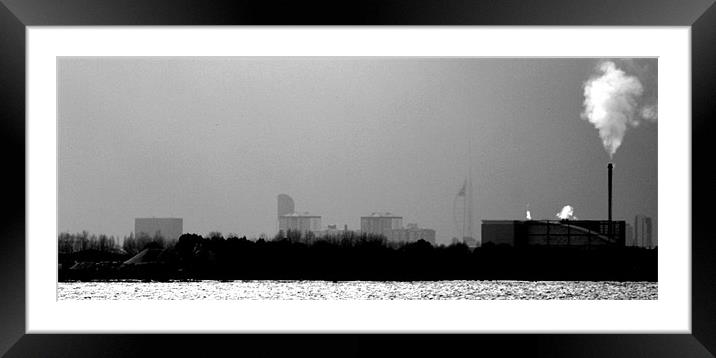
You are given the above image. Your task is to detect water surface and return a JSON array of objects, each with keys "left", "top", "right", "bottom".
[{"left": 58, "top": 280, "right": 657, "bottom": 300}]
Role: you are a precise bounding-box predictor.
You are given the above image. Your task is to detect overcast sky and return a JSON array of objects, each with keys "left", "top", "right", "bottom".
[{"left": 58, "top": 57, "right": 657, "bottom": 245}]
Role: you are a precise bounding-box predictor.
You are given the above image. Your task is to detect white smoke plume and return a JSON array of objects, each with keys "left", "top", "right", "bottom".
[
  {"left": 581, "top": 61, "right": 658, "bottom": 158},
  {"left": 525, "top": 204, "right": 532, "bottom": 220},
  {"left": 555, "top": 205, "right": 577, "bottom": 220}
]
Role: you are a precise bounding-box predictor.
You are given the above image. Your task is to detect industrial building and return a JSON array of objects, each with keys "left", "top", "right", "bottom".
[
  {"left": 277, "top": 194, "right": 322, "bottom": 235},
  {"left": 481, "top": 220, "right": 626, "bottom": 248},
  {"left": 481, "top": 163, "right": 631, "bottom": 249},
  {"left": 134, "top": 218, "right": 183, "bottom": 241}
]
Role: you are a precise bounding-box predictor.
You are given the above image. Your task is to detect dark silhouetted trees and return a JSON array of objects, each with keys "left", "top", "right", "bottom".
[
  {"left": 58, "top": 231, "right": 120, "bottom": 254},
  {"left": 59, "top": 229, "right": 657, "bottom": 282}
]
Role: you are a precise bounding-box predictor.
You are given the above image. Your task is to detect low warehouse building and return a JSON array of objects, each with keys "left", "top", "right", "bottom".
[{"left": 481, "top": 220, "right": 625, "bottom": 248}]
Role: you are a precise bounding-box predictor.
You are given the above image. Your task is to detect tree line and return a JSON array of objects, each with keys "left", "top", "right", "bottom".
[
  {"left": 58, "top": 231, "right": 171, "bottom": 256},
  {"left": 58, "top": 229, "right": 657, "bottom": 282},
  {"left": 58, "top": 231, "right": 121, "bottom": 254}
]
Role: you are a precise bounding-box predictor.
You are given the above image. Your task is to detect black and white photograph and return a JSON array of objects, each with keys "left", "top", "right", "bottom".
[
  {"left": 57, "top": 57, "right": 658, "bottom": 300},
  {"left": 3, "top": 0, "right": 715, "bottom": 355}
]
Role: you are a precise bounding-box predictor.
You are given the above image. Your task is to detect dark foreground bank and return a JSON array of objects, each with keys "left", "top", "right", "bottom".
[{"left": 59, "top": 232, "right": 656, "bottom": 282}]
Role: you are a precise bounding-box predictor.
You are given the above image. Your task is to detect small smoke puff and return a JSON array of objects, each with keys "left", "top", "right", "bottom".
[
  {"left": 582, "top": 61, "right": 657, "bottom": 158},
  {"left": 555, "top": 205, "right": 577, "bottom": 220},
  {"left": 641, "top": 105, "right": 658, "bottom": 122}
]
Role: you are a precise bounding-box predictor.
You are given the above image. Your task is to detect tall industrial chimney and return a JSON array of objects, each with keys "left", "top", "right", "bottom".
[{"left": 607, "top": 163, "right": 613, "bottom": 222}]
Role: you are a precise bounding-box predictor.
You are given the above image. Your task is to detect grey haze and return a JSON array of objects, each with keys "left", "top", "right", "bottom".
[{"left": 58, "top": 57, "right": 658, "bottom": 245}]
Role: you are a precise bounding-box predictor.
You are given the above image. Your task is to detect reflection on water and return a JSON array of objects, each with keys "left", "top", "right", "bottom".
[{"left": 58, "top": 280, "right": 657, "bottom": 300}]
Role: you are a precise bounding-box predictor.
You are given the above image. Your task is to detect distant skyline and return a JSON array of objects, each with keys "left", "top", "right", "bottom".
[{"left": 58, "top": 57, "right": 658, "bottom": 245}]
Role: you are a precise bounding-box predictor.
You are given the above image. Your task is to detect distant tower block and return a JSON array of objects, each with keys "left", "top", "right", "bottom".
[
  {"left": 277, "top": 194, "right": 295, "bottom": 217},
  {"left": 634, "top": 215, "right": 653, "bottom": 249},
  {"left": 276, "top": 194, "right": 321, "bottom": 236},
  {"left": 361, "top": 212, "right": 403, "bottom": 237}
]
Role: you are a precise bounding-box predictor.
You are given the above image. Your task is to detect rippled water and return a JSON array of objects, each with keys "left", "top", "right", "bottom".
[{"left": 57, "top": 280, "right": 657, "bottom": 300}]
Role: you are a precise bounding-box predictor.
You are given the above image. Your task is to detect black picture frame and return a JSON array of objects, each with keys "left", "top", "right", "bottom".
[{"left": 1, "top": 0, "right": 714, "bottom": 356}]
